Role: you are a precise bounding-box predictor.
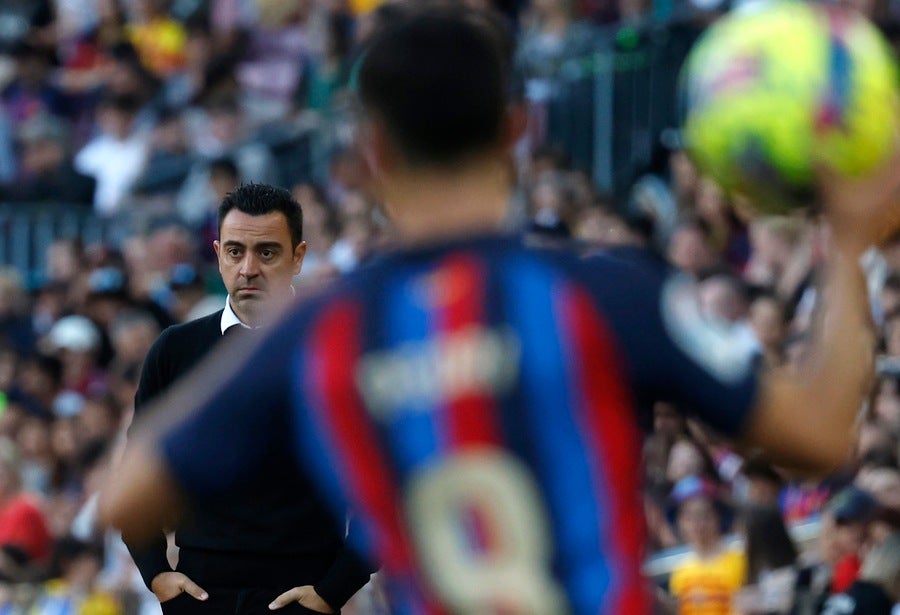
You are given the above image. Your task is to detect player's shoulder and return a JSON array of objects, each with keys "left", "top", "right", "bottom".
[
  {"left": 286, "top": 235, "right": 672, "bottom": 314},
  {"left": 539, "top": 241, "right": 674, "bottom": 304}
]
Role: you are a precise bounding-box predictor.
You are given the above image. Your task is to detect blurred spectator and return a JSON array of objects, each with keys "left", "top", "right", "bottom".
[
  {"left": 165, "top": 264, "right": 210, "bottom": 323},
  {"left": 1, "top": 41, "right": 67, "bottom": 125},
  {"left": 744, "top": 217, "right": 811, "bottom": 304},
  {"left": 628, "top": 175, "right": 678, "bottom": 250},
  {"left": 645, "top": 482, "right": 680, "bottom": 552},
  {"left": 302, "top": 8, "right": 353, "bottom": 111},
  {"left": 856, "top": 464, "right": 900, "bottom": 511},
  {"left": 748, "top": 292, "right": 788, "bottom": 368},
  {"left": 733, "top": 505, "right": 798, "bottom": 615},
  {"left": 739, "top": 456, "right": 784, "bottom": 507},
  {"left": 291, "top": 182, "right": 340, "bottom": 280},
  {"left": 516, "top": 0, "right": 595, "bottom": 145},
  {"left": 0, "top": 0, "right": 53, "bottom": 54},
  {"left": 107, "top": 311, "right": 159, "bottom": 367},
  {"left": 529, "top": 170, "right": 574, "bottom": 231},
  {"left": 17, "top": 415, "right": 55, "bottom": 495},
  {"left": 668, "top": 475, "right": 744, "bottom": 615},
  {"left": 132, "top": 107, "right": 192, "bottom": 198},
  {"left": 235, "top": 0, "right": 312, "bottom": 119},
  {"left": 825, "top": 487, "right": 878, "bottom": 595},
  {"left": 329, "top": 191, "right": 380, "bottom": 273},
  {"left": 648, "top": 411, "right": 681, "bottom": 468},
  {"left": 663, "top": 130, "right": 699, "bottom": 211},
  {"left": 162, "top": 16, "right": 215, "bottom": 109},
  {"left": 11, "top": 353, "right": 62, "bottom": 420},
  {"left": 84, "top": 267, "right": 132, "bottom": 336},
  {"left": 176, "top": 97, "right": 277, "bottom": 223},
  {"left": 698, "top": 273, "right": 750, "bottom": 324},
  {"left": 101, "top": 42, "right": 162, "bottom": 122},
  {"left": 30, "top": 535, "right": 122, "bottom": 614},
  {"left": 819, "top": 532, "right": 900, "bottom": 615},
  {"left": 126, "top": 0, "right": 187, "bottom": 79},
  {"left": 856, "top": 415, "right": 897, "bottom": 465},
  {"left": 0, "top": 268, "right": 34, "bottom": 355},
  {"left": 0, "top": 113, "right": 95, "bottom": 205},
  {"left": 178, "top": 156, "right": 242, "bottom": 260},
  {"left": 0, "top": 438, "right": 51, "bottom": 580},
  {"left": 667, "top": 435, "right": 717, "bottom": 486},
  {"left": 667, "top": 218, "right": 717, "bottom": 277},
  {"left": 326, "top": 146, "right": 367, "bottom": 206},
  {"left": 43, "top": 314, "right": 106, "bottom": 398},
  {"left": 694, "top": 178, "right": 749, "bottom": 272},
  {"left": 781, "top": 478, "right": 834, "bottom": 526},
  {"left": 44, "top": 239, "right": 83, "bottom": 288},
  {"left": 74, "top": 94, "right": 149, "bottom": 216}
]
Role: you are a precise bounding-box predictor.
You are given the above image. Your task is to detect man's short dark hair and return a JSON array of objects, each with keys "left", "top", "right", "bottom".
[
  {"left": 218, "top": 183, "right": 303, "bottom": 247},
  {"left": 358, "top": 3, "right": 514, "bottom": 167}
]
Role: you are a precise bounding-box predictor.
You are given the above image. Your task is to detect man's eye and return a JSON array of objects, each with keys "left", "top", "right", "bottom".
[{"left": 261, "top": 250, "right": 274, "bottom": 259}]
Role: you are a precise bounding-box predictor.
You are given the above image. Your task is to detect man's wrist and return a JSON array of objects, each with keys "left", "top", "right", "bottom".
[{"left": 312, "top": 583, "right": 341, "bottom": 612}]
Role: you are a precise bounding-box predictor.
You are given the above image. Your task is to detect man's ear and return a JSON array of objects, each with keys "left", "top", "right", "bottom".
[
  {"left": 293, "top": 241, "right": 307, "bottom": 276},
  {"left": 361, "top": 119, "right": 401, "bottom": 180}
]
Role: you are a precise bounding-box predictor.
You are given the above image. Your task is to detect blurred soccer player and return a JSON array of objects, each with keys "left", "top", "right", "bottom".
[{"left": 101, "top": 4, "right": 900, "bottom": 614}]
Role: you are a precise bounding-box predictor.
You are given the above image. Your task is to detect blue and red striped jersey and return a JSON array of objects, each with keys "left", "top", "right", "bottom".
[{"left": 160, "top": 235, "right": 759, "bottom": 615}]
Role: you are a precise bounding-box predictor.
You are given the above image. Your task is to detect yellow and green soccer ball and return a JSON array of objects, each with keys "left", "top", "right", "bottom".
[{"left": 680, "top": 1, "right": 899, "bottom": 213}]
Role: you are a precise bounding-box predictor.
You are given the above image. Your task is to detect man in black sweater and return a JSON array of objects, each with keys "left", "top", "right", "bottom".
[{"left": 126, "top": 183, "right": 372, "bottom": 614}]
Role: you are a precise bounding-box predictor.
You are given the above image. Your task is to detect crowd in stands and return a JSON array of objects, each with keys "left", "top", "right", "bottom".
[{"left": 2, "top": 0, "right": 900, "bottom": 614}]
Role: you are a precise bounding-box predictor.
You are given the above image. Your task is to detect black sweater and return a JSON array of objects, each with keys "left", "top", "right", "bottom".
[{"left": 126, "top": 309, "right": 373, "bottom": 608}]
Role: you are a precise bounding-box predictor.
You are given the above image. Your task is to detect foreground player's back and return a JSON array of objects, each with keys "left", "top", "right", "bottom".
[{"left": 285, "top": 235, "right": 758, "bottom": 614}]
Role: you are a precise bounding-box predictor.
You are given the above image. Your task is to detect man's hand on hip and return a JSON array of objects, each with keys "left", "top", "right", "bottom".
[
  {"left": 269, "top": 585, "right": 334, "bottom": 612},
  {"left": 151, "top": 571, "right": 209, "bottom": 603}
]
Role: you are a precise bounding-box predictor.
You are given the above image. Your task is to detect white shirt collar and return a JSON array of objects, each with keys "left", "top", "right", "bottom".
[
  {"left": 219, "top": 285, "right": 296, "bottom": 335},
  {"left": 220, "top": 296, "right": 251, "bottom": 335}
]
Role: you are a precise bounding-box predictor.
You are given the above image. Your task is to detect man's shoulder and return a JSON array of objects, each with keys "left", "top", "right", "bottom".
[{"left": 153, "top": 309, "right": 223, "bottom": 353}]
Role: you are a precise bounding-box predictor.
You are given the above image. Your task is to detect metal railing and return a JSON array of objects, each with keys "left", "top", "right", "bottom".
[{"left": 0, "top": 204, "right": 125, "bottom": 283}]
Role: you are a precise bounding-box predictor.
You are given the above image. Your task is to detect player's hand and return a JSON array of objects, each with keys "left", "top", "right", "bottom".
[
  {"left": 150, "top": 571, "right": 209, "bottom": 604},
  {"left": 268, "top": 585, "right": 334, "bottom": 612},
  {"left": 817, "top": 144, "right": 900, "bottom": 253}
]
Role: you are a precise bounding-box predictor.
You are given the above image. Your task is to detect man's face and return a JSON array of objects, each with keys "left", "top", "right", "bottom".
[{"left": 214, "top": 210, "right": 305, "bottom": 326}]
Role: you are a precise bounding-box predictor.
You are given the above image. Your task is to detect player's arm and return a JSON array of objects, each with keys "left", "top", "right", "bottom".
[{"left": 741, "top": 149, "right": 900, "bottom": 473}]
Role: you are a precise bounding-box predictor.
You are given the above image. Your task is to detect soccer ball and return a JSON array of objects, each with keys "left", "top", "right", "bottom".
[{"left": 680, "top": 2, "right": 899, "bottom": 214}]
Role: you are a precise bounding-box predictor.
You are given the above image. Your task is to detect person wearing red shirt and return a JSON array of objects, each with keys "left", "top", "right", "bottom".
[{"left": 0, "top": 437, "right": 50, "bottom": 578}]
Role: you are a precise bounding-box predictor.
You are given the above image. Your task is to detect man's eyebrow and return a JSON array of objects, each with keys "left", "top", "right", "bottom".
[
  {"left": 221, "top": 240, "right": 245, "bottom": 248},
  {"left": 252, "top": 241, "right": 284, "bottom": 251}
]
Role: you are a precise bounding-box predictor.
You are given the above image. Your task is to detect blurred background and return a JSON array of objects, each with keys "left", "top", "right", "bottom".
[{"left": 1, "top": 0, "right": 900, "bottom": 613}]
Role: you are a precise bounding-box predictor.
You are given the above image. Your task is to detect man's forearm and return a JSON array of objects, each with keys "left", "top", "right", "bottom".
[
  {"left": 123, "top": 529, "right": 172, "bottom": 590},
  {"left": 745, "top": 242, "right": 876, "bottom": 473},
  {"left": 805, "top": 247, "right": 875, "bottom": 441}
]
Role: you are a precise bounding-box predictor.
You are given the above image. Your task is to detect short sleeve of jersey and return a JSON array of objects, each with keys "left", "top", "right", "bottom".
[
  {"left": 580, "top": 255, "right": 760, "bottom": 438},
  {"left": 156, "top": 314, "right": 304, "bottom": 501}
]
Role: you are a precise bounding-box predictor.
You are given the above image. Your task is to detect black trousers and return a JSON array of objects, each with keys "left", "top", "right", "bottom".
[{"left": 160, "top": 548, "right": 339, "bottom": 615}]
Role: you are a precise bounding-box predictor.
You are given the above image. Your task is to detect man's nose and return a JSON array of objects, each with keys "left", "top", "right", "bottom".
[{"left": 239, "top": 253, "right": 260, "bottom": 278}]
